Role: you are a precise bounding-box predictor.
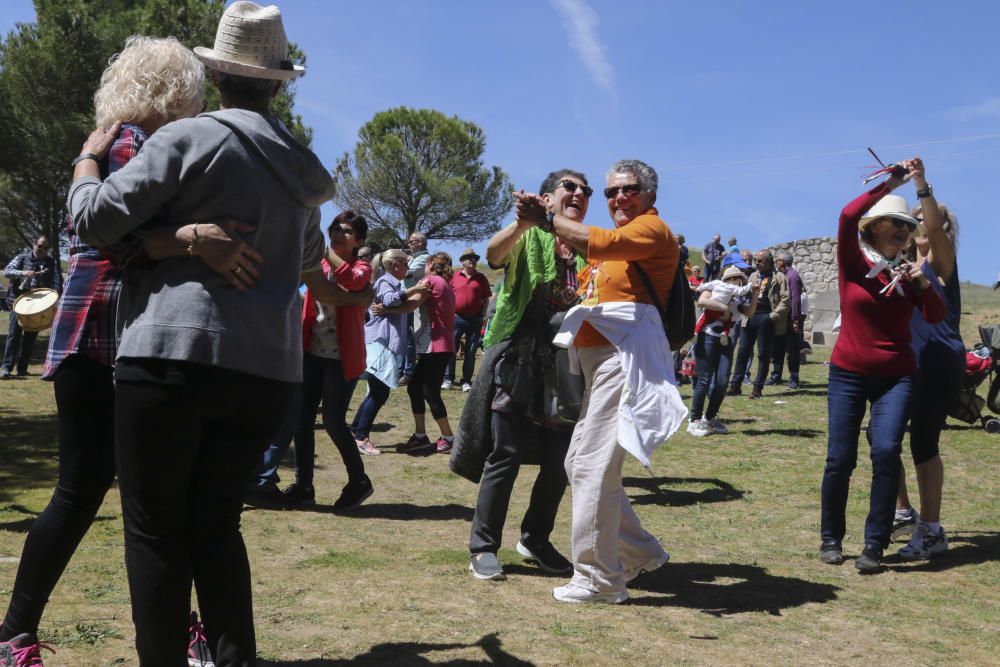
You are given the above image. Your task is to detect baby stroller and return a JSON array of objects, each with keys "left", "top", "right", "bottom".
[{"left": 948, "top": 324, "right": 1000, "bottom": 434}]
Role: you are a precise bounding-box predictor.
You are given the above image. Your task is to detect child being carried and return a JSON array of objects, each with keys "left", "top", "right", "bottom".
[{"left": 695, "top": 266, "right": 755, "bottom": 340}]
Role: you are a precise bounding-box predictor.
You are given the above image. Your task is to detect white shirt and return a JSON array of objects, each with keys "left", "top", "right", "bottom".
[{"left": 553, "top": 302, "right": 688, "bottom": 466}]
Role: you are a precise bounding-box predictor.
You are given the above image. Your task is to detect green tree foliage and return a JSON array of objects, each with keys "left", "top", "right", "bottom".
[
  {"left": 0, "top": 0, "right": 311, "bottom": 264},
  {"left": 333, "top": 107, "right": 513, "bottom": 246}
]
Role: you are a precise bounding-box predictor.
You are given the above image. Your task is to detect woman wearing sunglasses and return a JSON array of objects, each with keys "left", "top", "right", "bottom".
[
  {"left": 819, "top": 157, "right": 945, "bottom": 573},
  {"left": 458, "top": 169, "right": 590, "bottom": 582}
]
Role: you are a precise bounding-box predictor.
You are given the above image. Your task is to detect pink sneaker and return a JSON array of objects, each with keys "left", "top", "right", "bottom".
[
  {"left": 356, "top": 438, "right": 381, "bottom": 456},
  {"left": 187, "top": 612, "right": 214, "bottom": 666},
  {"left": 435, "top": 437, "right": 453, "bottom": 453},
  {"left": 0, "top": 632, "right": 54, "bottom": 667}
]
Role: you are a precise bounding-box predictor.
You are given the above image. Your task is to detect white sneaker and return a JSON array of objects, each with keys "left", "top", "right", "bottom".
[
  {"left": 461, "top": 382, "right": 472, "bottom": 392},
  {"left": 552, "top": 583, "right": 627, "bottom": 604},
  {"left": 624, "top": 551, "right": 670, "bottom": 583},
  {"left": 441, "top": 380, "right": 453, "bottom": 390},
  {"left": 687, "top": 419, "right": 712, "bottom": 437},
  {"left": 707, "top": 418, "right": 729, "bottom": 435},
  {"left": 899, "top": 523, "right": 948, "bottom": 560}
]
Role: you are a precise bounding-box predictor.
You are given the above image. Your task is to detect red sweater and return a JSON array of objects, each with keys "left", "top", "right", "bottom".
[
  {"left": 301, "top": 257, "right": 372, "bottom": 380},
  {"left": 830, "top": 183, "right": 945, "bottom": 377}
]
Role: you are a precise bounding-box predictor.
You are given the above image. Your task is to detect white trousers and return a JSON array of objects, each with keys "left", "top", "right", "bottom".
[{"left": 566, "top": 345, "right": 667, "bottom": 593}]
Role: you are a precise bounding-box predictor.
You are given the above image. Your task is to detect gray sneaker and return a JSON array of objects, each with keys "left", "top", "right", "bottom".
[
  {"left": 707, "top": 418, "right": 729, "bottom": 435},
  {"left": 891, "top": 508, "right": 919, "bottom": 541},
  {"left": 469, "top": 552, "right": 505, "bottom": 581},
  {"left": 899, "top": 523, "right": 948, "bottom": 560}
]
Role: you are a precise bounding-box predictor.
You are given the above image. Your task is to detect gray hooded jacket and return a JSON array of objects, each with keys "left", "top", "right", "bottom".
[{"left": 68, "top": 109, "right": 335, "bottom": 382}]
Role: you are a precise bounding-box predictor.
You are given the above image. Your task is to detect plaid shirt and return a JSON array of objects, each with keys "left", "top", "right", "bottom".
[
  {"left": 4, "top": 249, "right": 62, "bottom": 303},
  {"left": 43, "top": 124, "right": 148, "bottom": 378}
]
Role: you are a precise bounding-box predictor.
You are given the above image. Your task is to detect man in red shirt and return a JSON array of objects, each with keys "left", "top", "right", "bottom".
[{"left": 444, "top": 248, "right": 492, "bottom": 391}]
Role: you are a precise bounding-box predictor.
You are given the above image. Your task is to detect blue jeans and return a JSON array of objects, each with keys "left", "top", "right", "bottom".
[
  {"left": 3, "top": 313, "right": 38, "bottom": 374},
  {"left": 821, "top": 364, "right": 911, "bottom": 550},
  {"left": 254, "top": 383, "right": 303, "bottom": 487},
  {"left": 400, "top": 312, "right": 416, "bottom": 378},
  {"left": 690, "top": 332, "right": 734, "bottom": 421},
  {"left": 445, "top": 314, "right": 483, "bottom": 384},
  {"left": 350, "top": 375, "right": 392, "bottom": 440},
  {"left": 293, "top": 353, "right": 362, "bottom": 487}
]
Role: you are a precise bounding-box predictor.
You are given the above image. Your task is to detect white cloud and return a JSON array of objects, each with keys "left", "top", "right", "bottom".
[
  {"left": 550, "top": 0, "right": 615, "bottom": 94},
  {"left": 941, "top": 98, "right": 1000, "bottom": 122}
]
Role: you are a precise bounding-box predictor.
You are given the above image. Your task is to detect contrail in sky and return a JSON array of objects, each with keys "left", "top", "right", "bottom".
[{"left": 550, "top": 0, "right": 615, "bottom": 93}]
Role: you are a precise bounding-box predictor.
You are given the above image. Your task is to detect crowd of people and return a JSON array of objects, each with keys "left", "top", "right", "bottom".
[{"left": 0, "top": 2, "right": 972, "bottom": 665}]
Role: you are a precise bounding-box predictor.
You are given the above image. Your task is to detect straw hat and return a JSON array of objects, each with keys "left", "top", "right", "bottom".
[
  {"left": 194, "top": 2, "right": 303, "bottom": 81},
  {"left": 858, "top": 194, "right": 919, "bottom": 232},
  {"left": 721, "top": 266, "right": 747, "bottom": 282},
  {"left": 459, "top": 247, "right": 480, "bottom": 262}
]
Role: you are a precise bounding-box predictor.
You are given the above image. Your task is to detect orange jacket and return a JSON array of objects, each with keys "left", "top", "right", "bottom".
[{"left": 574, "top": 208, "right": 679, "bottom": 347}]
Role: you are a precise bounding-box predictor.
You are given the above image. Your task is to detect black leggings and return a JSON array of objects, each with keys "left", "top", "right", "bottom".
[
  {"left": 0, "top": 355, "right": 115, "bottom": 639},
  {"left": 407, "top": 352, "right": 450, "bottom": 420},
  {"left": 115, "top": 363, "right": 291, "bottom": 667}
]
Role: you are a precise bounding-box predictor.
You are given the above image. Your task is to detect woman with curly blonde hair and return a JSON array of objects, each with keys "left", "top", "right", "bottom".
[{"left": 0, "top": 35, "right": 243, "bottom": 665}]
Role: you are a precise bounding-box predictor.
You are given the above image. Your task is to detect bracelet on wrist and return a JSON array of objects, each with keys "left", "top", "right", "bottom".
[
  {"left": 916, "top": 184, "right": 934, "bottom": 199},
  {"left": 71, "top": 152, "right": 99, "bottom": 167},
  {"left": 538, "top": 211, "right": 556, "bottom": 234},
  {"left": 186, "top": 224, "right": 199, "bottom": 257}
]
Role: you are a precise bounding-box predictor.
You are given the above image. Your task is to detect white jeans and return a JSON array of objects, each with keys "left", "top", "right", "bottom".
[{"left": 566, "top": 345, "right": 667, "bottom": 593}]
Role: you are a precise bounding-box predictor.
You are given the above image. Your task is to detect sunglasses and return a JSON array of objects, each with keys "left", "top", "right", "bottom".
[
  {"left": 358, "top": 253, "right": 372, "bottom": 259},
  {"left": 556, "top": 180, "right": 593, "bottom": 198},
  {"left": 880, "top": 217, "right": 915, "bottom": 230},
  {"left": 603, "top": 183, "right": 642, "bottom": 199},
  {"left": 330, "top": 227, "right": 355, "bottom": 236}
]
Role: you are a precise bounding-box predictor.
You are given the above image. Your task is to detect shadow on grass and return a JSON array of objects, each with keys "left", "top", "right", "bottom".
[
  {"left": 883, "top": 530, "right": 1000, "bottom": 572},
  {"left": 742, "top": 428, "right": 824, "bottom": 438},
  {"left": 628, "top": 561, "right": 840, "bottom": 615},
  {"left": 299, "top": 502, "right": 474, "bottom": 521},
  {"left": 779, "top": 389, "right": 829, "bottom": 397},
  {"left": 258, "top": 632, "right": 534, "bottom": 666},
  {"left": 0, "top": 409, "right": 60, "bottom": 505},
  {"left": 623, "top": 476, "right": 745, "bottom": 507}
]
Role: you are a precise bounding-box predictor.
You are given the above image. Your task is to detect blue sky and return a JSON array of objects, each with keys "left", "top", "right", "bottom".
[{"left": 4, "top": 1, "right": 999, "bottom": 285}]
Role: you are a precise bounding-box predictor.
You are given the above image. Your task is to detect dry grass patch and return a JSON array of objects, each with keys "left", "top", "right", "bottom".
[{"left": 1, "top": 300, "right": 1000, "bottom": 665}]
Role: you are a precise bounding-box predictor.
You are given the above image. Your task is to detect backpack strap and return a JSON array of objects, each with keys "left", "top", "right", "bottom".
[{"left": 629, "top": 261, "right": 665, "bottom": 317}]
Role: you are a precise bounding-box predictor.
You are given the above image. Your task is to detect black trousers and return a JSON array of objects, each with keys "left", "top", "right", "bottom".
[
  {"left": 115, "top": 364, "right": 291, "bottom": 667},
  {"left": 729, "top": 312, "right": 775, "bottom": 392},
  {"left": 770, "top": 315, "right": 804, "bottom": 382},
  {"left": 1, "top": 355, "right": 115, "bottom": 638},
  {"left": 469, "top": 410, "right": 570, "bottom": 554},
  {"left": 407, "top": 352, "right": 450, "bottom": 420}
]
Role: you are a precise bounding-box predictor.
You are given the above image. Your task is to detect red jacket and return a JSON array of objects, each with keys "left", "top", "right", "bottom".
[
  {"left": 830, "top": 183, "right": 945, "bottom": 377},
  {"left": 302, "top": 257, "right": 372, "bottom": 380}
]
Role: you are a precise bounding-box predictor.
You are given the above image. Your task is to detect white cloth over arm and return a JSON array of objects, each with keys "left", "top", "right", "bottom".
[{"left": 553, "top": 302, "right": 688, "bottom": 466}]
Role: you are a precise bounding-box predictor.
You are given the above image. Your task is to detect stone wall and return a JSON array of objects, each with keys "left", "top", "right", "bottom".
[{"left": 769, "top": 236, "right": 840, "bottom": 344}]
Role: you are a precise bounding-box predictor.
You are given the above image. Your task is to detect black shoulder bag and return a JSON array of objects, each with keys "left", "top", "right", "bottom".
[{"left": 631, "top": 260, "right": 695, "bottom": 350}]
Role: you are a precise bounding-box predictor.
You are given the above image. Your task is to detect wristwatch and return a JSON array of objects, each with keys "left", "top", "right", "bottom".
[
  {"left": 71, "top": 152, "right": 99, "bottom": 167},
  {"left": 916, "top": 184, "right": 934, "bottom": 199},
  {"left": 538, "top": 211, "right": 555, "bottom": 234}
]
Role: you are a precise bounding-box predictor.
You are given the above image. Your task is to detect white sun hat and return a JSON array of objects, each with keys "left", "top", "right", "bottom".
[
  {"left": 858, "top": 194, "right": 919, "bottom": 231},
  {"left": 194, "top": 2, "right": 304, "bottom": 81}
]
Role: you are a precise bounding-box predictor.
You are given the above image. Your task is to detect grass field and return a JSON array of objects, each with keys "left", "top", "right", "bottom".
[{"left": 1, "top": 288, "right": 999, "bottom": 666}]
